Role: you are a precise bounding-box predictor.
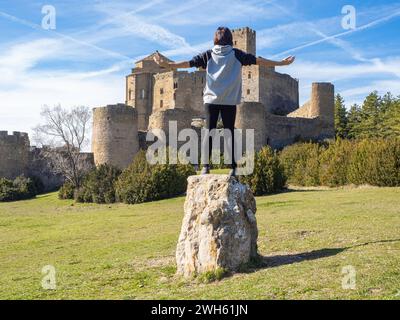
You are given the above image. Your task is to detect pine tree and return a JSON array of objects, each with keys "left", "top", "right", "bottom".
[
  {"left": 334, "top": 94, "right": 348, "bottom": 138},
  {"left": 383, "top": 94, "right": 400, "bottom": 137},
  {"left": 358, "top": 91, "right": 381, "bottom": 138},
  {"left": 347, "top": 104, "right": 362, "bottom": 139}
]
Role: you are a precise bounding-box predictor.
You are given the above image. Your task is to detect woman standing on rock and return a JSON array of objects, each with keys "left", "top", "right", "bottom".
[{"left": 154, "top": 26, "right": 295, "bottom": 177}]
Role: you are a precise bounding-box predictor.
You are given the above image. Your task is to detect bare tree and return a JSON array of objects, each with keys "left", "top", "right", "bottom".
[{"left": 33, "top": 105, "right": 92, "bottom": 188}]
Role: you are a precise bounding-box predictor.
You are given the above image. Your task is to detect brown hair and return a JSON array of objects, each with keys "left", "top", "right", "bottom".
[{"left": 214, "top": 27, "right": 233, "bottom": 46}]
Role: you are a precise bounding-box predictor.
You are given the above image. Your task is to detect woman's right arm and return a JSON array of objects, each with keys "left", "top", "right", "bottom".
[{"left": 153, "top": 54, "right": 191, "bottom": 70}]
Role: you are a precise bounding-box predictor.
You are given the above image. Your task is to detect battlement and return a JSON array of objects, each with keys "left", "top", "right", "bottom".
[
  {"left": 232, "top": 27, "right": 256, "bottom": 55},
  {"left": 232, "top": 27, "right": 256, "bottom": 36},
  {"left": 0, "top": 131, "right": 30, "bottom": 144}
]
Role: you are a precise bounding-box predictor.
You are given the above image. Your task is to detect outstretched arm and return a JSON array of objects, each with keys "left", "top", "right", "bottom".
[
  {"left": 256, "top": 55, "right": 295, "bottom": 67},
  {"left": 153, "top": 54, "right": 191, "bottom": 70}
]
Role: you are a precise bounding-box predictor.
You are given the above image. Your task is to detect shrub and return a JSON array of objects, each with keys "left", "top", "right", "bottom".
[
  {"left": 0, "top": 176, "right": 39, "bottom": 202},
  {"left": 348, "top": 138, "right": 400, "bottom": 186},
  {"left": 0, "top": 178, "right": 19, "bottom": 202},
  {"left": 58, "top": 181, "right": 75, "bottom": 200},
  {"left": 278, "top": 138, "right": 400, "bottom": 188},
  {"left": 279, "top": 142, "right": 322, "bottom": 186},
  {"left": 319, "top": 139, "right": 353, "bottom": 187},
  {"left": 239, "top": 146, "right": 286, "bottom": 196},
  {"left": 75, "top": 164, "right": 121, "bottom": 204},
  {"left": 116, "top": 150, "right": 196, "bottom": 204}
]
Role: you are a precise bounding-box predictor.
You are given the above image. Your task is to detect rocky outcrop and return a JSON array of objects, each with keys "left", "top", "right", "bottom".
[{"left": 176, "top": 175, "right": 258, "bottom": 277}]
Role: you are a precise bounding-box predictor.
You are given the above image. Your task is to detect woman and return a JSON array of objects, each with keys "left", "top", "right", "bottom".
[{"left": 154, "top": 26, "right": 295, "bottom": 176}]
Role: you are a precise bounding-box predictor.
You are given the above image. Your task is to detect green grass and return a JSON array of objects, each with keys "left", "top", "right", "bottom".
[{"left": 0, "top": 184, "right": 399, "bottom": 300}]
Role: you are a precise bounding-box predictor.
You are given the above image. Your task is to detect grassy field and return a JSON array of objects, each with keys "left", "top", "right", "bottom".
[{"left": 0, "top": 182, "right": 399, "bottom": 300}]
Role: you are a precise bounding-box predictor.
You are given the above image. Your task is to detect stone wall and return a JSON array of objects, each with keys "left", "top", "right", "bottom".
[
  {"left": 0, "top": 131, "right": 30, "bottom": 179},
  {"left": 260, "top": 68, "right": 299, "bottom": 115},
  {"left": 126, "top": 72, "right": 154, "bottom": 131},
  {"left": 92, "top": 104, "right": 139, "bottom": 169},
  {"left": 148, "top": 108, "right": 193, "bottom": 136},
  {"left": 0, "top": 131, "right": 93, "bottom": 191},
  {"left": 265, "top": 114, "right": 324, "bottom": 149},
  {"left": 153, "top": 71, "right": 175, "bottom": 112},
  {"left": 242, "top": 65, "right": 260, "bottom": 102},
  {"left": 153, "top": 70, "right": 205, "bottom": 117},
  {"left": 235, "top": 102, "right": 266, "bottom": 152}
]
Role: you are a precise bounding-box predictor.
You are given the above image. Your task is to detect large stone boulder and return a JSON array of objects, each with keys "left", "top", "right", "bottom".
[{"left": 176, "top": 175, "right": 258, "bottom": 277}]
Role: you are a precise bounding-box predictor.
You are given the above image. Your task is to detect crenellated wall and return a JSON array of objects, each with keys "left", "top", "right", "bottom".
[
  {"left": 0, "top": 131, "right": 90, "bottom": 191},
  {"left": 232, "top": 27, "right": 256, "bottom": 56},
  {"left": 0, "top": 131, "right": 30, "bottom": 179}
]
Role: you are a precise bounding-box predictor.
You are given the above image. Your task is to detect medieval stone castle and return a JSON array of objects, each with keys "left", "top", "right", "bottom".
[
  {"left": 1, "top": 27, "right": 334, "bottom": 188},
  {"left": 92, "top": 27, "right": 334, "bottom": 169}
]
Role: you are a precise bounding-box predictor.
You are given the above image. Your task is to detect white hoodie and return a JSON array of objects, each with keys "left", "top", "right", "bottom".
[{"left": 190, "top": 45, "right": 257, "bottom": 106}]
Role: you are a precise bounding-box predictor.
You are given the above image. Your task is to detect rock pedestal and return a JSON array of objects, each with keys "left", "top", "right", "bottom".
[{"left": 176, "top": 175, "right": 258, "bottom": 277}]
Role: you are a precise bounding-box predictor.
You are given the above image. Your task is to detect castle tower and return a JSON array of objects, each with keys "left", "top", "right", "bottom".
[
  {"left": 310, "top": 83, "right": 335, "bottom": 120},
  {"left": 310, "top": 82, "right": 335, "bottom": 137},
  {"left": 235, "top": 102, "right": 266, "bottom": 151},
  {"left": 232, "top": 27, "right": 256, "bottom": 55},
  {"left": 126, "top": 52, "right": 173, "bottom": 131},
  {"left": 0, "top": 131, "right": 30, "bottom": 179},
  {"left": 92, "top": 104, "right": 139, "bottom": 169}
]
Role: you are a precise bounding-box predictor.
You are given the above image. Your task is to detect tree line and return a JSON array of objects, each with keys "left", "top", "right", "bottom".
[{"left": 334, "top": 91, "right": 400, "bottom": 139}]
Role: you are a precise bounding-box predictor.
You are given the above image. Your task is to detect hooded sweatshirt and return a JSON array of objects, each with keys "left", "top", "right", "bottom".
[{"left": 190, "top": 45, "right": 257, "bottom": 106}]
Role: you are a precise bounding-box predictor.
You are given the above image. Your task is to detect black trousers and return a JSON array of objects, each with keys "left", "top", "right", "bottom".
[{"left": 203, "top": 103, "right": 237, "bottom": 168}]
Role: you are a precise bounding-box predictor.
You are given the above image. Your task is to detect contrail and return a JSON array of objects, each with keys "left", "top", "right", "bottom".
[
  {"left": 0, "top": 10, "right": 135, "bottom": 62},
  {"left": 271, "top": 10, "right": 400, "bottom": 58}
]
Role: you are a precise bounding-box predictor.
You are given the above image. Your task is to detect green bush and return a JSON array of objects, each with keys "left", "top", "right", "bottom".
[
  {"left": 116, "top": 150, "right": 196, "bottom": 204},
  {"left": 58, "top": 181, "right": 75, "bottom": 200},
  {"left": 75, "top": 164, "right": 121, "bottom": 204},
  {"left": 348, "top": 138, "right": 400, "bottom": 186},
  {"left": 0, "top": 176, "right": 39, "bottom": 202},
  {"left": 279, "top": 142, "right": 322, "bottom": 186},
  {"left": 0, "top": 178, "right": 19, "bottom": 201},
  {"left": 239, "top": 146, "right": 286, "bottom": 196},
  {"left": 319, "top": 139, "right": 353, "bottom": 187},
  {"left": 279, "top": 138, "right": 400, "bottom": 187}
]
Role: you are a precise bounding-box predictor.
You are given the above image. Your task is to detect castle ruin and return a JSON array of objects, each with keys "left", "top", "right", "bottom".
[
  {"left": 1, "top": 27, "right": 335, "bottom": 182},
  {"left": 92, "top": 26, "right": 334, "bottom": 168}
]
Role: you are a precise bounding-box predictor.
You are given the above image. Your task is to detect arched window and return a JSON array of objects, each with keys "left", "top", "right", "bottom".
[
  {"left": 160, "top": 100, "right": 163, "bottom": 108},
  {"left": 247, "top": 89, "right": 251, "bottom": 95},
  {"left": 140, "top": 89, "right": 145, "bottom": 99}
]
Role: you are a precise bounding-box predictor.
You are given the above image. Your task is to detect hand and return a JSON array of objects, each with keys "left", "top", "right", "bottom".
[
  {"left": 153, "top": 53, "right": 170, "bottom": 68},
  {"left": 280, "top": 56, "right": 295, "bottom": 66}
]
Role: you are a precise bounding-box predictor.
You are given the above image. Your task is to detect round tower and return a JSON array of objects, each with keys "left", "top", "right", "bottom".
[
  {"left": 92, "top": 104, "right": 139, "bottom": 169},
  {"left": 310, "top": 82, "right": 335, "bottom": 137},
  {"left": 235, "top": 102, "right": 266, "bottom": 152},
  {"left": 310, "top": 83, "right": 334, "bottom": 120}
]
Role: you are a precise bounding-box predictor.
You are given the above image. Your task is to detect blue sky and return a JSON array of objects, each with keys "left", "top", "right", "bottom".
[{"left": 1, "top": 0, "right": 400, "bottom": 139}]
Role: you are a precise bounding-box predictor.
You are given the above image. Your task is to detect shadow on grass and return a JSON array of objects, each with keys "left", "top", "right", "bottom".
[{"left": 242, "top": 238, "right": 400, "bottom": 273}]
